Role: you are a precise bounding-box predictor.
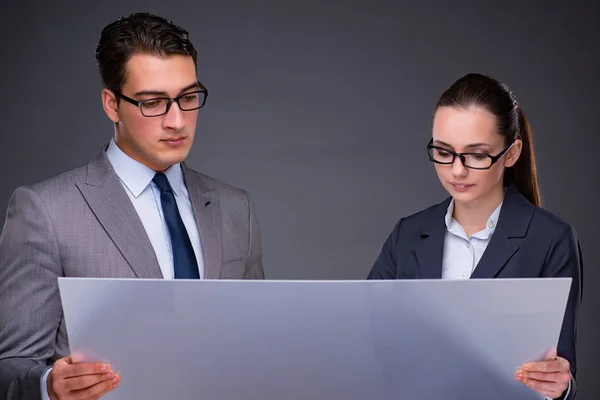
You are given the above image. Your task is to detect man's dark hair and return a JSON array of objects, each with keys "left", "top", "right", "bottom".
[{"left": 95, "top": 13, "right": 198, "bottom": 92}]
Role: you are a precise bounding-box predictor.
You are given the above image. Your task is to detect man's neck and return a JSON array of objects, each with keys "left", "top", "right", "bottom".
[{"left": 112, "top": 137, "right": 173, "bottom": 173}]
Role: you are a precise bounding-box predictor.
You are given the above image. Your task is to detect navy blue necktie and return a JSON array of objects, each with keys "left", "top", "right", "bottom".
[{"left": 153, "top": 173, "right": 200, "bottom": 279}]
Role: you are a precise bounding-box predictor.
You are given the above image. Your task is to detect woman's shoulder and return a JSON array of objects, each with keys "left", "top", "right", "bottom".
[
  {"left": 532, "top": 205, "right": 572, "bottom": 227},
  {"left": 529, "top": 204, "right": 578, "bottom": 239},
  {"left": 500, "top": 183, "right": 577, "bottom": 239}
]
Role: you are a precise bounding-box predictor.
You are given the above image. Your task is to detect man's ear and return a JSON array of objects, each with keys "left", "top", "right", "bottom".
[{"left": 101, "top": 89, "right": 120, "bottom": 123}]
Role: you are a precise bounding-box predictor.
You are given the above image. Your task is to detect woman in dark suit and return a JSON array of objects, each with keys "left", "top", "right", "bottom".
[{"left": 367, "top": 73, "right": 583, "bottom": 400}]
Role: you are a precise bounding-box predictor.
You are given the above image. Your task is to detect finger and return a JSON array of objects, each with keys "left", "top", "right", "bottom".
[
  {"left": 52, "top": 373, "right": 109, "bottom": 396},
  {"left": 522, "top": 377, "right": 566, "bottom": 399},
  {"left": 521, "top": 359, "right": 562, "bottom": 373},
  {"left": 68, "top": 374, "right": 120, "bottom": 400},
  {"left": 90, "top": 375, "right": 121, "bottom": 400},
  {"left": 61, "top": 372, "right": 114, "bottom": 392},
  {"left": 56, "top": 362, "right": 111, "bottom": 379},
  {"left": 522, "top": 356, "right": 571, "bottom": 373},
  {"left": 522, "top": 371, "right": 571, "bottom": 385}
]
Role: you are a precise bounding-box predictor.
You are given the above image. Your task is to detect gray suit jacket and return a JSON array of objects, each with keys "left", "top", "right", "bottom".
[{"left": 0, "top": 149, "right": 265, "bottom": 400}]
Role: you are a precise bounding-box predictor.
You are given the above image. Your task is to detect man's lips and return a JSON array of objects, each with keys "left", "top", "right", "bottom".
[{"left": 161, "top": 137, "right": 186, "bottom": 145}]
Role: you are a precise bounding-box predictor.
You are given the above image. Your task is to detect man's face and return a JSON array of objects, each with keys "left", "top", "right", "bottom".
[{"left": 103, "top": 53, "right": 200, "bottom": 171}]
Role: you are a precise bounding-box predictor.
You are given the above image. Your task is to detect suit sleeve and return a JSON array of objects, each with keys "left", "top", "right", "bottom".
[
  {"left": 367, "top": 218, "right": 403, "bottom": 280},
  {"left": 0, "top": 186, "right": 63, "bottom": 400},
  {"left": 543, "top": 224, "right": 583, "bottom": 400},
  {"left": 243, "top": 190, "right": 265, "bottom": 279}
]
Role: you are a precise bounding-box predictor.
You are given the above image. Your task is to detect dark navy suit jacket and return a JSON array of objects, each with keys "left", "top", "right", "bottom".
[{"left": 367, "top": 183, "right": 583, "bottom": 399}]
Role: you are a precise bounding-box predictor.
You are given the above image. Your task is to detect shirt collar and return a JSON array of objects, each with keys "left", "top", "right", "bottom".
[
  {"left": 161, "top": 160, "right": 186, "bottom": 198},
  {"left": 444, "top": 198, "right": 503, "bottom": 239},
  {"left": 105, "top": 139, "right": 185, "bottom": 198}
]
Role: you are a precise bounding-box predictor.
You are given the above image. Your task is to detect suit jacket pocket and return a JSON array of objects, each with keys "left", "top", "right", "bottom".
[{"left": 220, "top": 258, "right": 245, "bottom": 279}]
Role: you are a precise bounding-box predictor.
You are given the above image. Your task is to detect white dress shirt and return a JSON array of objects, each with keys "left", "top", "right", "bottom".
[
  {"left": 441, "top": 198, "right": 570, "bottom": 400},
  {"left": 41, "top": 140, "right": 205, "bottom": 398},
  {"left": 441, "top": 198, "right": 502, "bottom": 279}
]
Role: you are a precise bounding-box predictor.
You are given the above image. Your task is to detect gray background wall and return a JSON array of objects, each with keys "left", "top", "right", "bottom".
[{"left": 1, "top": 0, "right": 598, "bottom": 398}]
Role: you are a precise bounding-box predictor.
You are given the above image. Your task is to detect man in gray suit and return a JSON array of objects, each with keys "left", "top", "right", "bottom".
[{"left": 0, "top": 12, "right": 265, "bottom": 400}]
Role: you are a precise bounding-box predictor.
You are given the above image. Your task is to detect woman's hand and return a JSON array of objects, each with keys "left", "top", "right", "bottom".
[{"left": 515, "top": 349, "right": 571, "bottom": 399}]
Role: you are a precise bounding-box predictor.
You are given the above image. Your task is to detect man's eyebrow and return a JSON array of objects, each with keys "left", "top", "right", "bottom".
[
  {"left": 134, "top": 82, "right": 199, "bottom": 97},
  {"left": 134, "top": 89, "right": 167, "bottom": 96},
  {"left": 178, "top": 82, "right": 201, "bottom": 94}
]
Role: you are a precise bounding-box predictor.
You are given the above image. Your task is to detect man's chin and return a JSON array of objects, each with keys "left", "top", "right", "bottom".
[
  {"left": 160, "top": 146, "right": 191, "bottom": 162},
  {"left": 146, "top": 154, "right": 189, "bottom": 172},
  {"left": 158, "top": 157, "right": 188, "bottom": 171}
]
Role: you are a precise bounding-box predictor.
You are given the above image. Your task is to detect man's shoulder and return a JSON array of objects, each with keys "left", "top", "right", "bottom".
[
  {"left": 4, "top": 160, "right": 93, "bottom": 222},
  {"left": 24, "top": 162, "right": 89, "bottom": 197}
]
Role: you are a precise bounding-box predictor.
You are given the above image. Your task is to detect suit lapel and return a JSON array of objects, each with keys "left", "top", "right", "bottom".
[
  {"left": 470, "top": 184, "right": 533, "bottom": 278},
  {"left": 182, "top": 164, "right": 223, "bottom": 279},
  {"left": 76, "top": 150, "right": 163, "bottom": 279},
  {"left": 413, "top": 200, "right": 450, "bottom": 279},
  {"left": 469, "top": 235, "right": 518, "bottom": 279}
]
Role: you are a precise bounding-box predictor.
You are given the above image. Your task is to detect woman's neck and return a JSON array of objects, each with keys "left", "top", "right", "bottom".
[{"left": 453, "top": 185, "right": 505, "bottom": 237}]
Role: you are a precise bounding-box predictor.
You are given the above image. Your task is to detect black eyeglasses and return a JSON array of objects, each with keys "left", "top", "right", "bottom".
[
  {"left": 112, "top": 81, "right": 208, "bottom": 117},
  {"left": 427, "top": 139, "right": 514, "bottom": 170}
]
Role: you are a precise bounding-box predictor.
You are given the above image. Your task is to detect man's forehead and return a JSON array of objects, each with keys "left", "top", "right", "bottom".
[{"left": 122, "top": 53, "right": 196, "bottom": 92}]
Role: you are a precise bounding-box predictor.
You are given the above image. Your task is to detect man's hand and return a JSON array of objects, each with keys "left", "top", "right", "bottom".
[
  {"left": 515, "top": 349, "right": 571, "bottom": 399},
  {"left": 47, "top": 355, "right": 120, "bottom": 400}
]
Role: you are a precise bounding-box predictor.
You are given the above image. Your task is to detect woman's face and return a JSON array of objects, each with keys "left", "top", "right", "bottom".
[{"left": 430, "top": 106, "right": 522, "bottom": 207}]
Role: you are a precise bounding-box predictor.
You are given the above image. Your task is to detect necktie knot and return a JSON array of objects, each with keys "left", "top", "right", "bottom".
[{"left": 153, "top": 172, "right": 173, "bottom": 193}]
